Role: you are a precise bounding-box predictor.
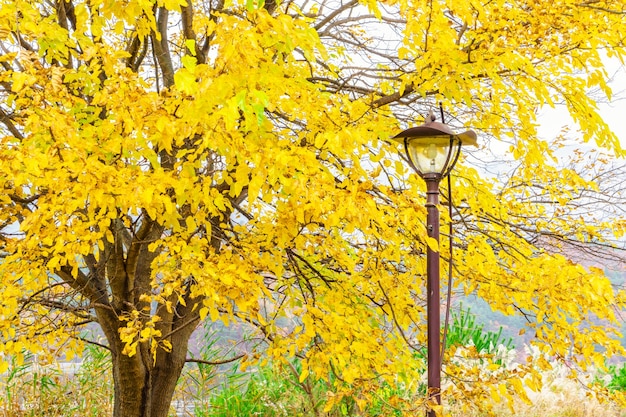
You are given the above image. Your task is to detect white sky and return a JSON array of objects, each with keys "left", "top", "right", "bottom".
[{"left": 537, "top": 59, "right": 626, "bottom": 150}]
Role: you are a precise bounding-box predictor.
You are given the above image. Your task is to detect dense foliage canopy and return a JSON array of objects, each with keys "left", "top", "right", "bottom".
[{"left": 1, "top": 0, "right": 625, "bottom": 415}]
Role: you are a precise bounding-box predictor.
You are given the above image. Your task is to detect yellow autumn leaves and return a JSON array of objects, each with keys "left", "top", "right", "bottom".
[{"left": 0, "top": 0, "right": 625, "bottom": 415}]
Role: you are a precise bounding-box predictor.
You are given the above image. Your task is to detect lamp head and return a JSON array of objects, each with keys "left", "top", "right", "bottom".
[{"left": 392, "top": 114, "right": 477, "bottom": 179}]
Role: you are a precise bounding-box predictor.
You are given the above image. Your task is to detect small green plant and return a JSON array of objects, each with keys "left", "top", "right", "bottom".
[
  {"left": 604, "top": 364, "right": 626, "bottom": 392},
  {"left": 445, "top": 305, "right": 514, "bottom": 354},
  {"left": 194, "top": 361, "right": 309, "bottom": 417},
  {"left": 72, "top": 341, "right": 114, "bottom": 416}
]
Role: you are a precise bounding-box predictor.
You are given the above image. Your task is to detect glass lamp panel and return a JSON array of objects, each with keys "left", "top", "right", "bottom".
[{"left": 406, "top": 136, "right": 454, "bottom": 175}]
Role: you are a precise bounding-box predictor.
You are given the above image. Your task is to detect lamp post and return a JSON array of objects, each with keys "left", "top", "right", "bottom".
[{"left": 392, "top": 112, "right": 476, "bottom": 417}]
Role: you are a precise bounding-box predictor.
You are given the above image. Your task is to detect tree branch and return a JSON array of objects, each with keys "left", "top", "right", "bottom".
[
  {"left": 0, "top": 106, "right": 24, "bottom": 139},
  {"left": 151, "top": 7, "right": 175, "bottom": 88},
  {"left": 185, "top": 353, "right": 246, "bottom": 366}
]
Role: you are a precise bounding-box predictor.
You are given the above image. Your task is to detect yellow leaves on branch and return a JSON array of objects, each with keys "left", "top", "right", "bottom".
[
  {"left": 397, "top": 0, "right": 625, "bottom": 154},
  {"left": 119, "top": 312, "right": 171, "bottom": 361}
]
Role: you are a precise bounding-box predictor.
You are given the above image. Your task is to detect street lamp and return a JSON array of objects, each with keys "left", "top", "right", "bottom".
[{"left": 392, "top": 112, "right": 476, "bottom": 417}]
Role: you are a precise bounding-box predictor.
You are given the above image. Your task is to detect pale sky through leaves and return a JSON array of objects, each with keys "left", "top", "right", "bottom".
[{"left": 538, "top": 58, "right": 626, "bottom": 149}]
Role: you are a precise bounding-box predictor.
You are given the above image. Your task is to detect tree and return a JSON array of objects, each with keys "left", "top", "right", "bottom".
[{"left": 0, "top": 0, "right": 625, "bottom": 415}]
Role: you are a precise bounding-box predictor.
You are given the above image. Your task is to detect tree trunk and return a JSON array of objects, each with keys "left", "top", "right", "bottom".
[
  {"left": 110, "top": 349, "right": 187, "bottom": 417},
  {"left": 97, "top": 304, "right": 199, "bottom": 417}
]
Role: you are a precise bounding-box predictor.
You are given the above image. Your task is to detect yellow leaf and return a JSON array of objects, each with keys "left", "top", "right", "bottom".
[
  {"left": 11, "top": 72, "right": 36, "bottom": 92},
  {"left": 489, "top": 385, "right": 501, "bottom": 403},
  {"left": 47, "top": 256, "right": 60, "bottom": 270},
  {"left": 425, "top": 237, "right": 439, "bottom": 252},
  {"left": 142, "top": 187, "right": 154, "bottom": 204},
  {"left": 185, "top": 39, "right": 196, "bottom": 56},
  {"left": 210, "top": 307, "right": 219, "bottom": 322},
  {"left": 298, "top": 367, "right": 309, "bottom": 383},
  {"left": 181, "top": 55, "right": 196, "bottom": 70},
  {"left": 161, "top": 339, "right": 172, "bottom": 352},
  {"left": 174, "top": 69, "right": 197, "bottom": 95}
]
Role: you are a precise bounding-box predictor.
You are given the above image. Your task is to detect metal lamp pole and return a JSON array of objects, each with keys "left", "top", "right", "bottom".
[
  {"left": 392, "top": 113, "right": 476, "bottom": 417},
  {"left": 424, "top": 172, "right": 442, "bottom": 415}
]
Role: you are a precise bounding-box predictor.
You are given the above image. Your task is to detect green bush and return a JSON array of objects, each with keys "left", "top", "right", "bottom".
[
  {"left": 605, "top": 364, "right": 626, "bottom": 392},
  {"left": 445, "top": 305, "right": 514, "bottom": 354}
]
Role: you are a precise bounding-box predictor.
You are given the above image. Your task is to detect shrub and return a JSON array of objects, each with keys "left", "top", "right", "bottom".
[
  {"left": 445, "top": 305, "right": 514, "bottom": 354},
  {"left": 605, "top": 364, "right": 626, "bottom": 392}
]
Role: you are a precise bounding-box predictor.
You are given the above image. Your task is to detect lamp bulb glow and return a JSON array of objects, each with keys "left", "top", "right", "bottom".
[{"left": 427, "top": 143, "right": 437, "bottom": 166}]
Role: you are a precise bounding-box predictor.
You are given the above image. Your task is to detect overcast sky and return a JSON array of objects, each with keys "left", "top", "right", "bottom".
[{"left": 537, "top": 59, "right": 626, "bottom": 150}]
